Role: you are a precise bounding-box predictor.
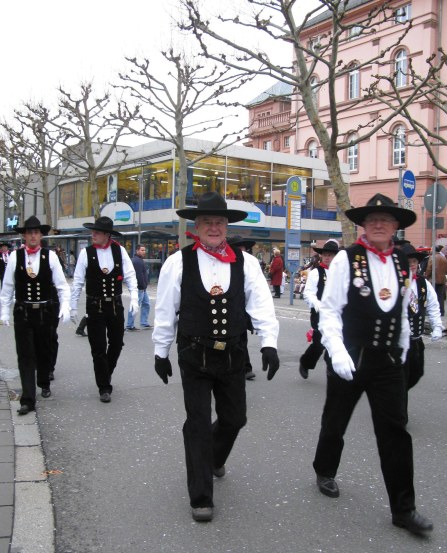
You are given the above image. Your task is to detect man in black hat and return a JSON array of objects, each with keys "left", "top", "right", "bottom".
[
  {"left": 0, "top": 216, "right": 70, "bottom": 415},
  {"left": 312, "top": 193, "right": 433, "bottom": 535},
  {"left": 400, "top": 243, "right": 442, "bottom": 394},
  {"left": 152, "top": 191, "right": 280, "bottom": 522},
  {"left": 299, "top": 239, "right": 340, "bottom": 379},
  {"left": 70, "top": 216, "right": 138, "bottom": 403},
  {"left": 0, "top": 243, "right": 10, "bottom": 287}
]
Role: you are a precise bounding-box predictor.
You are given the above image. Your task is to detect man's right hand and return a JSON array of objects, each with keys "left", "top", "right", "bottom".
[
  {"left": 331, "top": 350, "right": 356, "bottom": 381},
  {"left": 70, "top": 309, "right": 78, "bottom": 325},
  {"left": 155, "top": 355, "right": 172, "bottom": 384}
]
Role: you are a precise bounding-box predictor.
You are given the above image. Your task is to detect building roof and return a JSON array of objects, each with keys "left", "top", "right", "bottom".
[
  {"left": 304, "top": 0, "right": 373, "bottom": 28},
  {"left": 246, "top": 82, "right": 293, "bottom": 107}
]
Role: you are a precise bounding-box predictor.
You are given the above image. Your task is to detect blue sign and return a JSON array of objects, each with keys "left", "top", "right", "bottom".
[
  {"left": 287, "top": 176, "right": 301, "bottom": 196},
  {"left": 402, "top": 170, "right": 416, "bottom": 199}
]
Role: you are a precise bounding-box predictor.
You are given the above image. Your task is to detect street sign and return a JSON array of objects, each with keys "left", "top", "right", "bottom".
[
  {"left": 424, "top": 182, "right": 447, "bottom": 214},
  {"left": 427, "top": 217, "right": 444, "bottom": 229},
  {"left": 402, "top": 198, "right": 414, "bottom": 210},
  {"left": 402, "top": 170, "right": 416, "bottom": 199}
]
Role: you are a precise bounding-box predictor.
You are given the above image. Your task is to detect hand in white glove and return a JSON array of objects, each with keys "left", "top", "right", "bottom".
[
  {"left": 331, "top": 350, "right": 356, "bottom": 381},
  {"left": 431, "top": 329, "right": 443, "bottom": 342},
  {"left": 313, "top": 299, "right": 321, "bottom": 313},
  {"left": 0, "top": 318, "right": 10, "bottom": 327},
  {"left": 129, "top": 298, "right": 139, "bottom": 316},
  {"left": 400, "top": 349, "right": 408, "bottom": 364},
  {"left": 59, "top": 303, "right": 71, "bottom": 324},
  {"left": 70, "top": 309, "right": 79, "bottom": 325}
]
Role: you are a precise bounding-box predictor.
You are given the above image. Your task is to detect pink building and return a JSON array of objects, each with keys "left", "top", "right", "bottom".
[{"left": 246, "top": 0, "right": 447, "bottom": 247}]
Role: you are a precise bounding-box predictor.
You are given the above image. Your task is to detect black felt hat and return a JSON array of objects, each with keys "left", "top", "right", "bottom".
[
  {"left": 83, "top": 216, "right": 122, "bottom": 237},
  {"left": 400, "top": 243, "right": 428, "bottom": 262},
  {"left": 345, "top": 193, "right": 416, "bottom": 230},
  {"left": 16, "top": 216, "right": 51, "bottom": 235},
  {"left": 313, "top": 239, "right": 340, "bottom": 254},
  {"left": 176, "top": 192, "right": 248, "bottom": 223},
  {"left": 227, "top": 235, "right": 256, "bottom": 250}
]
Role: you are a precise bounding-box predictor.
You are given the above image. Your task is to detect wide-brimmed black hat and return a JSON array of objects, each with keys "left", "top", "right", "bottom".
[
  {"left": 176, "top": 192, "right": 248, "bottom": 223},
  {"left": 400, "top": 243, "right": 428, "bottom": 262},
  {"left": 345, "top": 193, "right": 416, "bottom": 230},
  {"left": 313, "top": 239, "right": 340, "bottom": 254},
  {"left": 227, "top": 235, "right": 256, "bottom": 250},
  {"left": 83, "top": 216, "right": 122, "bottom": 237},
  {"left": 16, "top": 216, "right": 51, "bottom": 235}
]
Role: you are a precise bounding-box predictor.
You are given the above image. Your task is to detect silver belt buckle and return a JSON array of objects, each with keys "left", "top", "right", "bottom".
[
  {"left": 213, "top": 341, "right": 226, "bottom": 351},
  {"left": 104, "top": 297, "right": 113, "bottom": 302},
  {"left": 32, "top": 303, "right": 40, "bottom": 309}
]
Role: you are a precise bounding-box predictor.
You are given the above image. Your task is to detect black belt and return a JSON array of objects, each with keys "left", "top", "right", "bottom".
[
  {"left": 411, "top": 335, "right": 423, "bottom": 341},
  {"left": 186, "top": 335, "right": 241, "bottom": 351},
  {"left": 21, "top": 301, "right": 49, "bottom": 309},
  {"left": 87, "top": 295, "right": 122, "bottom": 302}
]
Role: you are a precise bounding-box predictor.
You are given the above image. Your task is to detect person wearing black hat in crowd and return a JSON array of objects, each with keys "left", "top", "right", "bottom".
[
  {"left": 152, "top": 191, "right": 279, "bottom": 522},
  {"left": 70, "top": 216, "right": 138, "bottom": 403},
  {"left": 400, "top": 243, "right": 442, "bottom": 397},
  {"left": 313, "top": 193, "right": 433, "bottom": 535},
  {"left": 0, "top": 216, "right": 70, "bottom": 415},
  {"left": 227, "top": 235, "right": 257, "bottom": 381},
  {"left": 299, "top": 239, "right": 340, "bottom": 379},
  {"left": 0, "top": 243, "right": 10, "bottom": 287}
]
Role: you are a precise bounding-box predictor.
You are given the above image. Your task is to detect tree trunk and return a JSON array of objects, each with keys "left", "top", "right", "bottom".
[
  {"left": 176, "top": 135, "right": 189, "bottom": 249},
  {"left": 89, "top": 169, "right": 100, "bottom": 220}
]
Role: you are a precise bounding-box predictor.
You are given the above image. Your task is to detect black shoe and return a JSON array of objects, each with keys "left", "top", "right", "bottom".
[
  {"left": 299, "top": 363, "right": 309, "bottom": 379},
  {"left": 126, "top": 327, "right": 139, "bottom": 332},
  {"left": 392, "top": 510, "right": 433, "bottom": 535},
  {"left": 213, "top": 465, "right": 225, "bottom": 478},
  {"left": 41, "top": 388, "right": 51, "bottom": 398},
  {"left": 100, "top": 392, "right": 111, "bottom": 403},
  {"left": 191, "top": 507, "right": 213, "bottom": 522},
  {"left": 316, "top": 475, "right": 339, "bottom": 498},
  {"left": 49, "top": 371, "right": 55, "bottom": 381},
  {"left": 245, "top": 371, "right": 256, "bottom": 380},
  {"left": 75, "top": 330, "right": 87, "bottom": 337},
  {"left": 17, "top": 405, "right": 34, "bottom": 416},
  {"left": 141, "top": 324, "right": 153, "bottom": 329}
]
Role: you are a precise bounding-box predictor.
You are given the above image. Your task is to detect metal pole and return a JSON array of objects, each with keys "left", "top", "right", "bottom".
[
  {"left": 138, "top": 165, "right": 144, "bottom": 243},
  {"left": 430, "top": 182, "right": 438, "bottom": 286}
]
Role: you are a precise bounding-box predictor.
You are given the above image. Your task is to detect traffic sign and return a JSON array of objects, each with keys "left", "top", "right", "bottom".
[
  {"left": 424, "top": 182, "right": 447, "bottom": 214},
  {"left": 402, "top": 198, "right": 414, "bottom": 210},
  {"left": 402, "top": 170, "right": 416, "bottom": 199}
]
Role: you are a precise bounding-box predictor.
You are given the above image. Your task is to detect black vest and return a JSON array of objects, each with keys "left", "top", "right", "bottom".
[
  {"left": 408, "top": 276, "right": 428, "bottom": 338},
  {"left": 178, "top": 245, "right": 246, "bottom": 339},
  {"left": 342, "top": 244, "right": 410, "bottom": 350},
  {"left": 15, "top": 248, "right": 52, "bottom": 302},
  {"left": 85, "top": 243, "right": 123, "bottom": 298}
]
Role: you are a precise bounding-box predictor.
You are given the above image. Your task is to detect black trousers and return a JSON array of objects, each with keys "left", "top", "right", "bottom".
[
  {"left": 403, "top": 338, "right": 425, "bottom": 391},
  {"left": 434, "top": 283, "right": 445, "bottom": 316},
  {"left": 13, "top": 302, "right": 54, "bottom": 408},
  {"left": 86, "top": 297, "right": 125, "bottom": 394},
  {"left": 50, "top": 303, "right": 60, "bottom": 373},
  {"left": 178, "top": 335, "right": 247, "bottom": 508},
  {"left": 313, "top": 348, "right": 415, "bottom": 516},
  {"left": 300, "top": 328, "right": 325, "bottom": 371}
]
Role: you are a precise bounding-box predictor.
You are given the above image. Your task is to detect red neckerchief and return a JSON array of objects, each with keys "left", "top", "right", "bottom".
[
  {"left": 356, "top": 235, "right": 394, "bottom": 264},
  {"left": 412, "top": 274, "right": 418, "bottom": 280},
  {"left": 319, "top": 262, "right": 329, "bottom": 270},
  {"left": 93, "top": 238, "right": 117, "bottom": 250},
  {"left": 25, "top": 246, "right": 41, "bottom": 255},
  {"left": 186, "top": 232, "right": 236, "bottom": 263}
]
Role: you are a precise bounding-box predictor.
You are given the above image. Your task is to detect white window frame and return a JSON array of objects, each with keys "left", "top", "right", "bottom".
[
  {"left": 393, "top": 126, "right": 406, "bottom": 166},
  {"left": 395, "top": 49, "right": 408, "bottom": 87},
  {"left": 263, "top": 140, "right": 272, "bottom": 151},
  {"left": 284, "top": 136, "right": 290, "bottom": 148},
  {"left": 395, "top": 4, "right": 411, "bottom": 24},
  {"left": 308, "top": 140, "right": 318, "bottom": 159},
  {"left": 347, "top": 135, "right": 358, "bottom": 171},
  {"left": 349, "top": 67, "right": 360, "bottom": 99},
  {"left": 348, "top": 25, "right": 362, "bottom": 40}
]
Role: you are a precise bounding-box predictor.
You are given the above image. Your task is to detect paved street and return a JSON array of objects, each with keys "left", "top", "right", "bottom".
[{"left": 1, "top": 288, "right": 447, "bottom": 553}]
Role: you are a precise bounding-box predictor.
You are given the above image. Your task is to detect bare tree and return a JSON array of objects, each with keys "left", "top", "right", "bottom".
[
  {"left": 50, "top": 83, "right": 139, "bottom": 220},
  {"left": 117, "top": 48, "right": 251, "bottom": 247},
  {"left": 181, "top": 0, "right": 425, "bottom": 245}
]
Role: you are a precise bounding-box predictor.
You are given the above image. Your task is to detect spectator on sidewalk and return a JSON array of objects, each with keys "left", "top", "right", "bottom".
[
  {"left": 126, "top": 244, "right": 151, "bottom": 331},
  {"left": 425, "top": 245, "right": 447, "bottom": 316}
]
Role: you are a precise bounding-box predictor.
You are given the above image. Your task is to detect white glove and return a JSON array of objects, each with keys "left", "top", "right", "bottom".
[
  {"left": 331, "top": 350, "right": 356, "bottom": 381},
  {"left": 431, "top": 329, "right": 443, "bottom": 342},
  {"left": 70, "top": 309, "right": 79, "bottom": 325},
  {"left": 59, "top": 303, "right": 71, "bottom": 324},
  {"left": 313, "top": 299, "right": 321, "bottom": 313},
  {"left": 129, "top": 298, "right": 139, "bottom": 316},
  {"left": 0, "top": 318, "right": 10, "bottom": 327},
  {"left": 400, "top": 348, "right": 408, "bottom": 364}
]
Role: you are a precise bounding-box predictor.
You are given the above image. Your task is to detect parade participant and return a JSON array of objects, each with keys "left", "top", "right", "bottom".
[
  {"left": 0, "top": 243, "right": 9, "bottom": 286},
  {"left": 299, "top": 239, "right": 340, "bottom": 379},
  {"left": 126, "top": 244, "right": 151, "bottom": 331},
  {"left": 269, "top": 248, "right": 283, "bottom": 298},
  {"left": 227, "top": 235, "right": 257, "bottom": 381},
  {"left": 70, "top": 217, "right": 138, "bottom": 403},
  {"left": 400, "top": 243, "right": 443, "bottom": 392},
  {"left": 313, "top": 194, "right": 433, "bottom": 535},
  {"left": 152, "top": 192, "right": 279, "bottom": 522},
  {"left": 0, "top": 216, "right": 70, "bottom": 415}
]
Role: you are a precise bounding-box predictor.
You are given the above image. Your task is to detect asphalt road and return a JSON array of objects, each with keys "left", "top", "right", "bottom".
[{"left": 2, "top": 292, "right": 447, "bottom": 553}]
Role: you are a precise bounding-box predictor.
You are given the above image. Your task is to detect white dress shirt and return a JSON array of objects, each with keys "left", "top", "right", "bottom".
[
  {"left": 153, "top": 248, "right": 279, "bottom": 358},
  {"left": 303, "top": 266, "right": 326, "bottom": 311},
  {"left": 319, "top": 249, "right": 411, "bottom": 359},
  {"left": 70, "top": 245, "right": 138, "bottom": 309},
  {"left": 410, "top": 276, "right": 443, "bottom": 338},
  {"left": 0, "top": 249, "right": 70, "bottom": 319}
]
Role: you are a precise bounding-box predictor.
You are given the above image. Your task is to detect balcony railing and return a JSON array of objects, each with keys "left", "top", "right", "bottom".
[{"left": 251, "top": 111, "right": 291, "bottom": 131}]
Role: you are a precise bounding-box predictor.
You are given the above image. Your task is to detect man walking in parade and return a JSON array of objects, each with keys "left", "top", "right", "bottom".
[
  {"left": 152, "top": 192, "right": 279, "bottom": 522},
  {"left": 0, "top": 216, "right": 70, "bottom": 415},
  {"left": 70, "top": 216, "right": 138, "bottom": 403},
  {"left": 313, "top": 194, "right": 433, "bottom": 536}
]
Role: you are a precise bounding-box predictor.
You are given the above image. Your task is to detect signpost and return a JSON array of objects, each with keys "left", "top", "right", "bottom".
[{"left": 285, "top": 176, "right": 302, "bottom": 305}]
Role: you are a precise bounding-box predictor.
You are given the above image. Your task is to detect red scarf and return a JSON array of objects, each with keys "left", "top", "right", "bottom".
[
  {"left": 185, "top": 232, "right": 236, "bottom": 263},
  {"left": 93, "top": 238, "right": 118, "bottom": 250},
  {"left": 26, "top": 246, "right": 41, "bottom": 255},
  {"left": 356, "top": 235, "right": 394, "bottom": 264},
  {"left": 319, "top": 262, "right": 329, "bottom": 270}
]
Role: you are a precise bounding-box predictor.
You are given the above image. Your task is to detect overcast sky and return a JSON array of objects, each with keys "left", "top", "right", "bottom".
[{"left": 1, "top": 0, "right": 320, "bottom": 144}]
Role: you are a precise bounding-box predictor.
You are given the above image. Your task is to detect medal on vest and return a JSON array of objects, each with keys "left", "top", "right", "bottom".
[
  {"left": 378, "top": 288, "right": 392, "bottom": 300},
  {"left": 210, "top": 285, "right": 224, "bottom": 296},
  {"left": 102, "top": 268, "right": 109, "bottom": 274}
]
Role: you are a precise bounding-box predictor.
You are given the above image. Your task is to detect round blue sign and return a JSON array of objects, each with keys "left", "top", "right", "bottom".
[{"left": 402, "top": 170, "right": 416, "bottom": 199}]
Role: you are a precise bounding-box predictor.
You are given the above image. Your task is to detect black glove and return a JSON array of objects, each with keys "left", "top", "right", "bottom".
[
  {"left": 155, "top": 355, "right": 172, "bottom": 384},
  {"left": 261, "top": 347, "right": 280, "bottom": 381}
]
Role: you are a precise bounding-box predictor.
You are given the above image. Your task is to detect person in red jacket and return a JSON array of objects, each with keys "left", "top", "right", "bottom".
[{"left": 269, "top": 248, "right": 284, "bottom": 298}]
